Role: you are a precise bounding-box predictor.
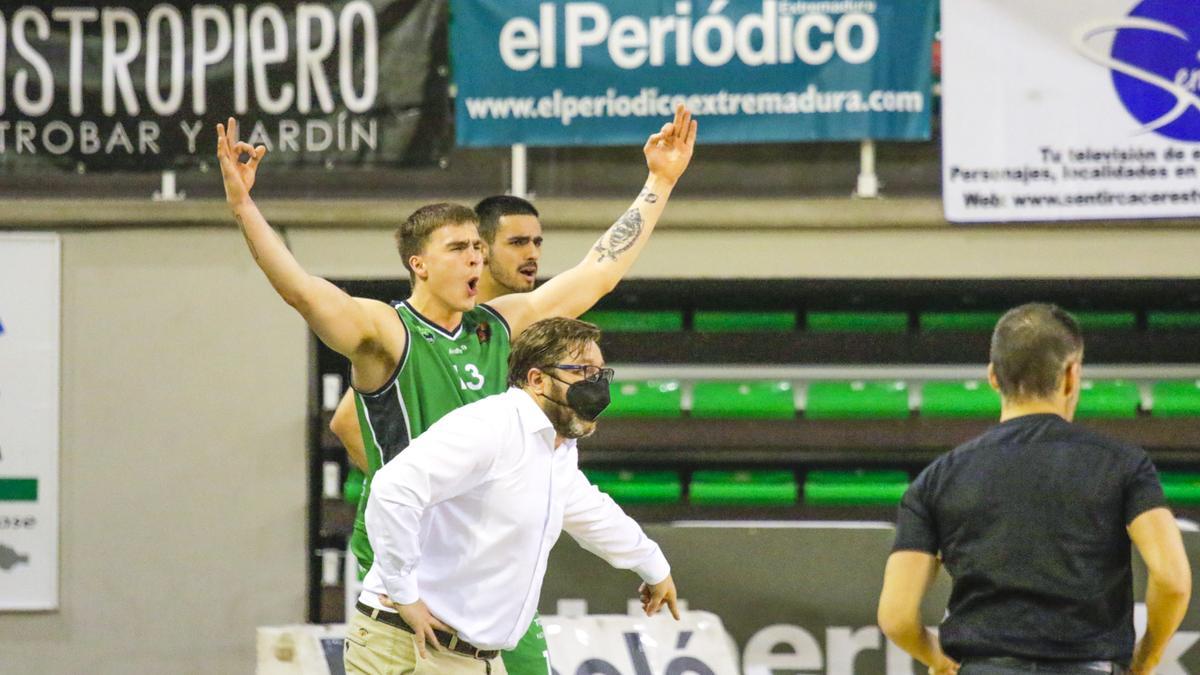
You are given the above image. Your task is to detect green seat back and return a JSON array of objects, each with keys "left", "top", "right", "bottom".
[
  {"left": 585, "top": 470, "right": 683, "bottom": 504},
  {"left": 920, "top": 312, "right": 1002, "bottom": 332},
  {"left": 689, "top": 470, "right": 798, "bottom": 506},
  {"left": 1148, "top": 312, "right": 1200, "bottom": 330},
  {"left": 581, "top": 310, "right": 683, "bottom": 332},
  {"left": 807, "top": 311, "right": 908, "bottom": 333},
  {"left": 1160, "top": 473, "right": 1200, "bottom": 504},
  {"left": 693, "top": 311, "right": 795, "bottom": 332},
  {"left": 804, "top": 470, "right": 910, "bottom": 506},
  {"left": 1153, "top": 381, "right": 1200, "bottom": 418},
  {"left": 806, "top": 381, "right": 910, "bottom": 420},
  {"left": 691, "top": 381, "right": 795, "bottom": 419},
  {"left": 921, "top": 381, "right": 1000, "bottom": 418},
  {"left": 607, "top": 380, "right": 683, "bottom": 418},
  {"left": 1075, "top": 380, "right": 1140, "bottom": 419},
  {"left": 1073, "top": 311, "right": 1136, "bottom": 330}
]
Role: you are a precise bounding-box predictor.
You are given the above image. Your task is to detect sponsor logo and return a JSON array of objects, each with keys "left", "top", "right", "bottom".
[{"left": 1075, "top": 0, "right": 1200, "bottom": 141}]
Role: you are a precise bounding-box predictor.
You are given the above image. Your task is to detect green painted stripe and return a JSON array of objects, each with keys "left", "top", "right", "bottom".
[{"left": 0, "top": 478, "right": 37, "bottom": 501}]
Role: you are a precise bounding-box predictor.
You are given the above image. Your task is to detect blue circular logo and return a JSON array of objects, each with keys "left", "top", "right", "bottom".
[{"left": 1110, "top": 0, "right": 1200, "bottom": 141}]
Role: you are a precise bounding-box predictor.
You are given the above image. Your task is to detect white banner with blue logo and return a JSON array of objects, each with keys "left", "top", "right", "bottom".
[
  {"left": 942, "top": 0, "right": 1200, "bottom": 222},
  {"left": 451, "top": 0, "right": 936, "bottom": 147},
  {"left": 0, "top": 233, "right": 60, "bottom": 611}
]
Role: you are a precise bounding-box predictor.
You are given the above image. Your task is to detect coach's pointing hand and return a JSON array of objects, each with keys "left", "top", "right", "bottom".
[
  {"left": 639, "top": 574, "right": 681, "bottom": 620},
  {"left": 382, "top": 595, "right": 452, "bottom": 658}
]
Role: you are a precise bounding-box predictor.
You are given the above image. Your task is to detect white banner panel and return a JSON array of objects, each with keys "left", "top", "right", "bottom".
[
  {"left": 0, "top": 233, "right": 60, "bottom": 611},
  {"left": 942, "top": 0, "right": 1200, "bottom": 222},
  {"left": 544, "top": 610, "right": 740, "bottom": 675}
]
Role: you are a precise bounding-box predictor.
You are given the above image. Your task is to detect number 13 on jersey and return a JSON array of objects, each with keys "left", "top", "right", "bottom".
[{"left": 453, "top": 363, "right": 485, "bottom": 391}]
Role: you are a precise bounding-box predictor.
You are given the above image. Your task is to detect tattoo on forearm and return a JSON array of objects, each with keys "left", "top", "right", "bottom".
[
  {"left": 638, "top": 189, "right": 659, "bottom": 204},
  {"left": 235, "top": 212, "right": 260, "bottom": 261},
  {"left": 593, "top": 208, "right": 644, "bottom": 262}
]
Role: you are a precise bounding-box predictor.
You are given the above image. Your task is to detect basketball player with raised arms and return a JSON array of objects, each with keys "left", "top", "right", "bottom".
[{"left": 216, "top": 106, "right": 697, "bottom": 673}]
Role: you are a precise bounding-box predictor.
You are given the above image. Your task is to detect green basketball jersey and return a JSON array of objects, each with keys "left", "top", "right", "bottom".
[{"left": 350, "top": 300, "right": 511, "bottom": 573}]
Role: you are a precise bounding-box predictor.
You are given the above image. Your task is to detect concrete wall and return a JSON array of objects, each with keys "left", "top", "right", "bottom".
[
  {"left": 0, "top": 229, "right": 307, "bottom": 675},
  {"left": 292, "top": 222, "right": 1200, "bottom": 280}
]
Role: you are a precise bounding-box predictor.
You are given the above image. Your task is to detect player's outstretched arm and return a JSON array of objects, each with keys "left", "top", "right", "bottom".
[
  {"left": 216, "top": 117, "right": 398, "bottom": 369},
  {"left": 490, "top": 105, "right": 697, "bottom": 336}
]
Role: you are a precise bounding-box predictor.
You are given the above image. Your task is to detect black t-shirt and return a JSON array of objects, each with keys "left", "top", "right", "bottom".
[{"left": 893, "top": 413, "right": 1167, "bottom": 663}]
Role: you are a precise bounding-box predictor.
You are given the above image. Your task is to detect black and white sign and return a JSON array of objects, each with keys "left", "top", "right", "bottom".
[{"left": 0, "top": 1, "right": 450, "bottom": 171}]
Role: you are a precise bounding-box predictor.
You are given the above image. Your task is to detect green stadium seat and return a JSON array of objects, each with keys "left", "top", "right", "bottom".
[
  {"left": 805, "top": 381, "right": 910, "bottom": 419},
  {"left": 581, "top": 310, "right": 683, "bottom": 332},
  {"left": 1148, "top": 312, "right": 1200, "bottom": 330},
  {"left": 1075, "top": 380, "right": 1140, "bottom": 419},
  {"left": 921, "top": 381, "right": 1000, "bottom": 418},
  {"left": 804, "top": 470, "right": 910, "bottom": 506},
  {"left": 585, "top": 470, "right": 683, "bottom": 504},
  {"left": 1073, "top": 311, "right": 1136, "bottom": 330},
  {"left": 691, "top": 381, "right": 795, "bottom": 419},
  {"left": 689, "top": 470, "right": 798, "bottom": 506},
  {"left": 693, "top": 310, "right": 795, "bottom": 332},
  {"left": 1159, "top": 473, "right": 1200, "bottom": 504},
  {"left": 920, "top": 311, "right": 1002, "bottom": 332},
  {"left": 1153, "top": 381, "right": 1200, "bottom": 418},
  {"left": 606, "top": 380, "right": 683, "bottom": 418},
  {"left": 807, "top": 311, "right": 908, "bottom": 333}
]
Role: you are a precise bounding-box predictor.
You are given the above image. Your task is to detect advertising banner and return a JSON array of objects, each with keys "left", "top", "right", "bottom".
[
  {"left": 450, "top": 0, "right": 936, "bottom": 147},
  {"left": 0, "top": 1, "right": 451, "bottom": 171},
  {"left": 942, "top": 0, "right": 1200, "bottom": 222},
  {"left": 544, "top": 610, "right": 740, "bottom": 674},
  {"left": 541, "top": 523, "right": 1200, "bottom": 674},
  {"left": 0, "top": 233, "right": 60, "bottom": 612}
]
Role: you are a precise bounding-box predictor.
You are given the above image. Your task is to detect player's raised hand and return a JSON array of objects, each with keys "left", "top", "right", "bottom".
[
  {"left": 644, "top": 105, "right": 697, "bottom": 185},
  {"left": 216, "top": 117, "right": 267, "bottom": 206}
]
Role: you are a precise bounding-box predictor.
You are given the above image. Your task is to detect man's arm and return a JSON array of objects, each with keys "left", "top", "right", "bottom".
[
  {"left": 878, "top": 552, "right": 958, "bottom": 674},
  {"left": 561, "top": 469, "right": 678, "bottom": 618},
  {"left": 330, "top": 389, "right": 368, "bottom": 472},
  {"left": 1129, "top": 507, "right": 1191, "bottom": 674},
  {"left": 365, "top": 409, "right": 502, "bottom": 655},
  {"left": 490, "top": 106, "right": 697, "bottom": 337},
  {"left": 216, "top": 118, "right": 403, "bottom": 390}
]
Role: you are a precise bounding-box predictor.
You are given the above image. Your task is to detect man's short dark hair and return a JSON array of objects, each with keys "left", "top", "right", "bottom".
[
  {"left": 508, "top": 317, "right": 601, "bottom": 388},
  {"left": 474, "top": 196, "right": 539, "bottom": 245},
  {"left": 394, "top": 203, "right": 478, "bottom": 283},
  {"left": 990, "top": 303, "right": 1084, "bottom": 400}
]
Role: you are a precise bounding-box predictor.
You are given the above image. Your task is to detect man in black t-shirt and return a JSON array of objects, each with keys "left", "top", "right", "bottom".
[{"left": 878, "top": 303, "right": 1191, "bottom": 675}]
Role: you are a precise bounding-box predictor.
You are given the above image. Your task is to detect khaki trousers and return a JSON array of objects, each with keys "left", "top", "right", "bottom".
[{"left": 344, "top": 607, "right": 509, "bottom": 675}]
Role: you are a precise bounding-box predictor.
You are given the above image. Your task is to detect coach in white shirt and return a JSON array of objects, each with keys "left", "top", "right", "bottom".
[{"left": 346, "top": 317, "right": 678, "bottom": 675}]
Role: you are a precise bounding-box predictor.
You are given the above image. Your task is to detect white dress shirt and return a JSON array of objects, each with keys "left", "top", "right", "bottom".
[{"left": 359, "top": 388, "right": 671, "bottom": 651}]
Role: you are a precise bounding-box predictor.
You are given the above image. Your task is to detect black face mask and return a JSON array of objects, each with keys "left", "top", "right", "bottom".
[{"left": 543, "top": 372, "right": 611, "bottom": 421}]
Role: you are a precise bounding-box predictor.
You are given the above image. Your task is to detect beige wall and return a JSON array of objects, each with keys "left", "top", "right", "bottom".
[
  {"left": 0, "top": 229, "right": 307, "bottom": 675},
  {"left": 291, "top": 223, "right": 1200, "bottom": 280}
]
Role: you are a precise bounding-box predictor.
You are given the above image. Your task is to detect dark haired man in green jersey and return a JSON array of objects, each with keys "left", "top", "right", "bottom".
[
  {"left": 330, "top": 194, "right": 544, "bottom": 474},
  {"left": 217, "top": 106, "right": 697, "bottom": 674}
]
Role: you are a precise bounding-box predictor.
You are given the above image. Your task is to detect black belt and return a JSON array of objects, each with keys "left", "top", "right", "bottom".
[
  {"left": 355, "top": 601, "right": 500, "bottom": 660},
  {"left": 966, "top": 657, "right": 1123, "bottom": 673}
]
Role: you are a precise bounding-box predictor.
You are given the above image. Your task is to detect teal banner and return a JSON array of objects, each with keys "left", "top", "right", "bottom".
[{"left": 450, "top": 0, "right": 936, "bottom": 147}]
